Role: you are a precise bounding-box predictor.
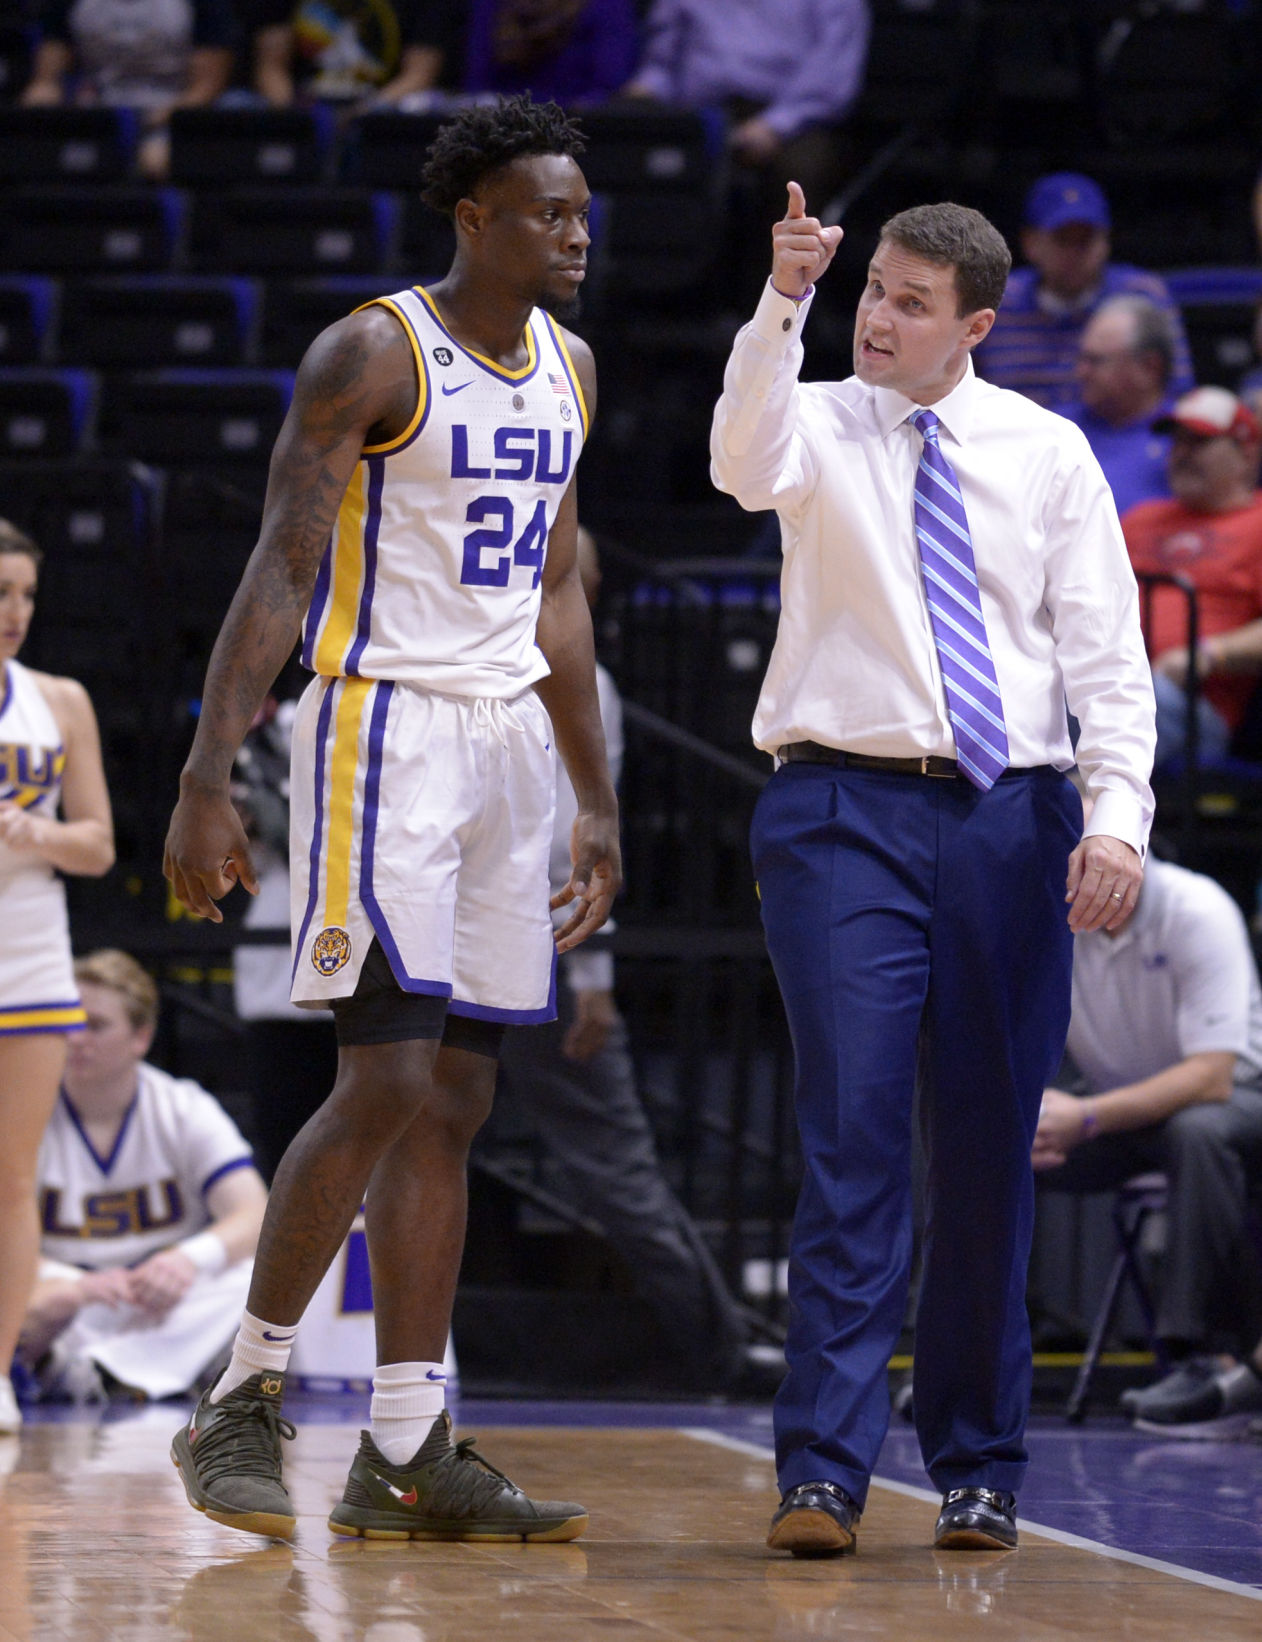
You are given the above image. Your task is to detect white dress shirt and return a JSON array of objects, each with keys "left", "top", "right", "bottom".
[{"left": 710, "top": 282, "right": 1156, "bottom": 856}]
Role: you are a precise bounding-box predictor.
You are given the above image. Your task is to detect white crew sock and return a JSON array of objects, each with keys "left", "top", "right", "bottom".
[
  {"left": 208, "top": 1310, "right": 299, "bottom": 1404},
  {"left": 370, "top": 1361, "right": 448, "bottom": 1464}
]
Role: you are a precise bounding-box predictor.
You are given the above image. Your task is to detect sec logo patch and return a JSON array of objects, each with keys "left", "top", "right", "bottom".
[{"left": 312, "top": 926, "right": 352, "bottom": 975}]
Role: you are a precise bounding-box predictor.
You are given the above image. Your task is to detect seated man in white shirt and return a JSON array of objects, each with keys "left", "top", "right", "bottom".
[
  {"left": 20, "top": 949, "right": 268, "bottom": 1402},
  {"left": 1035, "top": 848, "right": 1262, "bottom": 1430}
]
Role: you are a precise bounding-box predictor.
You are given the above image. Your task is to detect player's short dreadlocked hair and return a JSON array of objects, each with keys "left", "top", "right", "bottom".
[{"left": 420, "top": 94, "right": 586, "bottom": 219}]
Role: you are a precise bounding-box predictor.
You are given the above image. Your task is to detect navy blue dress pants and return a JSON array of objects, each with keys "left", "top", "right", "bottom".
[{"left": 751, "top": 762, "right": 1080, "bottom": 1507}]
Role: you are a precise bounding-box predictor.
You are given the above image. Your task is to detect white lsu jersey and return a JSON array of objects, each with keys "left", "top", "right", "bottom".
[
  {"left": 38, "top": 1064, "right": 256, "bottom": 1270},
  {"left": 299, "top": 285, "right": 589, "bottom": 696},
  {"left": 0, "top": 657, "right": 67, "bottom": 875}
]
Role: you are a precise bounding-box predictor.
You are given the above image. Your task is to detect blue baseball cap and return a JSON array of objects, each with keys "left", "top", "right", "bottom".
[{"left": 1023, "top": 173, "right": 1111, "bottom": 232}]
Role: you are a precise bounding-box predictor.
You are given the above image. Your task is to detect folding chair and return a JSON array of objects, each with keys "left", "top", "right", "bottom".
[{"left": 1065, "top": 1173, "right": 1170, "bottom": 1422}]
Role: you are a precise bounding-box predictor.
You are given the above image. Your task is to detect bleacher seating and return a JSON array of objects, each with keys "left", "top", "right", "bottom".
[
  {"left": 0, "top": 106, "right": 138, "bottom": 185},
  {"left": 0, "top": 366, "right": 96, "bottom": 456},
  {"left": 62, "top": 276, "right": 262, "bottom": 369},
  {"left": 169, "top": 106, "right": 336, "bottom": 189},
  {"left": 0, "top": 274, "right": 55, "bottom": 364},
  {"left": 190, "top": 188, "right": 399, "bottom": 275},
  {"left": 0, "top": 186, "right": 186, "bottom": 273},
  {"left": 100, "top": 369, "right": 294, "bottom": 466}
]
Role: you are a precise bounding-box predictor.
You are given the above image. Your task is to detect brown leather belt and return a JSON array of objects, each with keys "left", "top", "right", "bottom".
[{"left": 777, "top": 741, "right": 1042, "bottom": 779}]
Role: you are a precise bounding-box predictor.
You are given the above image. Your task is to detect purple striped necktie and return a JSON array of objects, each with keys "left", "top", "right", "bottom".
[{"left": 910, "top": 408, "right": 1009, "bottom": 790}]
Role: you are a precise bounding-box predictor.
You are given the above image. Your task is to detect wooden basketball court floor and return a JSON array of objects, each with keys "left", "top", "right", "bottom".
[{"left": 1, "top": 1395, "right": 1258, "bottom": 1641}]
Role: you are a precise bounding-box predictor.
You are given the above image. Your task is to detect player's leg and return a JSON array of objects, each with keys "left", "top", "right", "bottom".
[
  {"left": 329, "top": 1026, "right": 588, "bottom": 1541},
  {"left": 171, "top": 1026, "right": 444, "bottom": 1540},
  {"left": 0, "top": 1031, "right": 68, "bottom": 1431}
]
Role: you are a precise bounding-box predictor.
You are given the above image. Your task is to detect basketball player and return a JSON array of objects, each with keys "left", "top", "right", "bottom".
[
  {"left": 0, "top": 520, "right": 114, "bottom": 1434},
  {"left": 164, "top": 96, "right": 620, "bottom": 1541}
]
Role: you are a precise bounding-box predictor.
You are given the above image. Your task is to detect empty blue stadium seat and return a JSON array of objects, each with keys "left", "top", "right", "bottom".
[
  {"left": 0, "top": 106, "right": 139, "bottom": 185},
  {"left": 0, "top": 277, "right": 58, "bottom": 365},
  {"left": 101, "top": 369, "right": 295, "bottom": 465},
  {"left": 169, "top": 105, "right": 336, "bottom": 188},
  {"left": 0, "top": 187, "right": 186, "bottom": 273},
  {"left": 0, "top": 367, "right": 97, "bottom": 457},
  {"left": 61, "top": 276, "right": 261, "bottom": 368}
]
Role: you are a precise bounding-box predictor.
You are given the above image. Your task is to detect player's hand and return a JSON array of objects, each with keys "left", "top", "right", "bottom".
[
  {"left": 1065, "top": 833, "right": 1142, "bottom": 933},
  {"left": 563, "top": 987, "right": 620, "bottom": 1061},
  {"left": 771, "top": 181, "right": 843, "bottom": 299},
  {"left": 551, "top": 813, "right": 622, "bottom": 952},
  {"left": 164, "top": 781, "right": 260, "bottom": 923},
  {"left": 128, "top": 1248, "right": 197, "bottom": 1317}
]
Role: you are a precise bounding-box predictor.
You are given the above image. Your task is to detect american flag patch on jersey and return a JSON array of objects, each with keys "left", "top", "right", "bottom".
[{"left": 549, "top": 373, "right": 570, "bottom": 395}]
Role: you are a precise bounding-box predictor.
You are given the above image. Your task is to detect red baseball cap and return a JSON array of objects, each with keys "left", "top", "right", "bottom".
[{"left": 1153, "top": 386, "right": 1261, "bottom": 442}]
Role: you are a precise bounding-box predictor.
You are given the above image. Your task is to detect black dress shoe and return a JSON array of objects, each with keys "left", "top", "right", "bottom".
[
  {"left": 766, "top": 1481, "right": 860, "bottom": 1558},
  {"left": 933, "top": 1487, "right": 1018, "bottom": 1550}
]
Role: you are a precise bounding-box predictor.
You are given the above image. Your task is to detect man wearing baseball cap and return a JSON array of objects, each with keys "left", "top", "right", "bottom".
[
  {"left": 976, "top": 172, "right": 1193, "bottom": 411},
  {"left": 1123, "top": 386, "right": 1262, "bottom": 767}
]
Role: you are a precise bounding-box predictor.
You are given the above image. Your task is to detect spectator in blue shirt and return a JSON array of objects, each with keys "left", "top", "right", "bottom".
[
  {"left": 1067, "top": 295, "right": 1176, "bottom": 518},
  {"left": 976, "top": 173, "right": 1193, "bottom": 412}
]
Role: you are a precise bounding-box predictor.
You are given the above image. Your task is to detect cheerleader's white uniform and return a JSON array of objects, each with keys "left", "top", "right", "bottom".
[{"left": 0, "top": 659, "right": 84, "bottom": 1035}]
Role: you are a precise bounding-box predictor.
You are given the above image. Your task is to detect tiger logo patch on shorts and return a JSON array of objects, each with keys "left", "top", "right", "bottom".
[{"left": 311, "top": 926, "right": 352, "bottom": 975}]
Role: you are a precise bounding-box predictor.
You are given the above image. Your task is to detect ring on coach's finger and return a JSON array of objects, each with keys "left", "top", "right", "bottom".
[{"left": 1110, "top": 891, "right": 1123, "bottom": 900}]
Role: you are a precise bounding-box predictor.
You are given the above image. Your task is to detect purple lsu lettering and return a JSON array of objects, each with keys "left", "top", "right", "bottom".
[{"left": 450, "top": 425, "right": 573, "bottom": 487}]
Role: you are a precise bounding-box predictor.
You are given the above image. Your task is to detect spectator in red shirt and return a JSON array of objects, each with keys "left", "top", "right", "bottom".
[{"left": 1123, "top": 387, "right": 1262, "bottom": 768}]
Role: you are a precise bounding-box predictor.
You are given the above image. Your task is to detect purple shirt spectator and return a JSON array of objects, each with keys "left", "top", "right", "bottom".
[
  {"left": 631, "top": 0, "right": 869, "bottom": 141},
  {"left": 461, "top": 0, "right": 638, "bottom": 104}
]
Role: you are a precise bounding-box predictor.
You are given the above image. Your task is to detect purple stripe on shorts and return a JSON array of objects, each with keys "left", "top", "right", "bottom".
[
  {"left": 301, "top": 540, "right": 333, "bottom": 671},
  {"left": 344, "top": 456, "right": 384, "bottom": 677},
  {"left": 447, "top": 945, "right": 558, "bottom": 1025},
  {"left": 291, "top": 679, "right": 338, "bottom": 986}
]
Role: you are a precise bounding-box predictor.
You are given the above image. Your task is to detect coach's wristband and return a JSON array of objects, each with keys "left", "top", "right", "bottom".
[{"left": 178, "top": 1230, "right": 230, "bottom": 1277}]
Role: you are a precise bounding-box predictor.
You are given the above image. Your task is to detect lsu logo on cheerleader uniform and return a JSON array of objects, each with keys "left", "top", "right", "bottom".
[{"left": 312, "top": 926, "right": 352, "bottom": 975}]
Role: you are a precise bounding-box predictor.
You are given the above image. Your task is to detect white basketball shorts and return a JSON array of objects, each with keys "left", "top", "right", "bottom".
[{"left": 288, "top": 675, "right": 557, "bottom": 1021}]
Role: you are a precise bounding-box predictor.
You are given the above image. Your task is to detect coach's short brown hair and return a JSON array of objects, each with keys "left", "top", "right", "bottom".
[
  {"left": 75, "top": 949, "right": 159, "bottom": 1033},
  {"left": 0, "top": 518, "right": 42, "bottom": 570},
  {"left": 879, "top": 203, "right": 1012, "bottom": 317}
]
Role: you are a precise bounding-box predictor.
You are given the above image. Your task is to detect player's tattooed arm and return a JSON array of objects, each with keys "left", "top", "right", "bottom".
[
  {"left": 536, "top": 334, "right": 622, "bottom": 950},
  {"left": 165, "top": 305, "right": 416, "bottom": 920}
]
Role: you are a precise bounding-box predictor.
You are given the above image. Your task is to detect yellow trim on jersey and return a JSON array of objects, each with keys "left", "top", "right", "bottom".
[
  {"left": 0, "top": 1004, "right": 87, "bottom": 1032},
  {"left": 359, "top": 296, "right": 429, "bottom": 455},
  {"left": 323, "top": 677, "right": 373, "bottom": 929},
  {"left": 549, "top": 325, "right": 590, "bottom": 439},
  {"left": 415, "top": 286, "right": 538, "bottom": 380},
  {"left": 314, "top": 462, "right": 368, "bottom": 676}
]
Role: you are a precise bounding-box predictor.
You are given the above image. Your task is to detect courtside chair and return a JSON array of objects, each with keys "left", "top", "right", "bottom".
[{"left": 1065, "top": 1173, "right": 1170, "bottom": 1422}]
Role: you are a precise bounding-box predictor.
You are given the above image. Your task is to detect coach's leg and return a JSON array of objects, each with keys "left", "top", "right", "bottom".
[
  {"left": 753, "top": 766, "right": 933, "bottom": 1511},
  {"left": 915, "top": 771, "right": 1079, "bottom": 1497}
]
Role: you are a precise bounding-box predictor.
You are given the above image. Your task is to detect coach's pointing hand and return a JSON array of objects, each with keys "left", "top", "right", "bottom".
[{"left": 771, "top": 181, "right": 843, "bottom": 299}]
